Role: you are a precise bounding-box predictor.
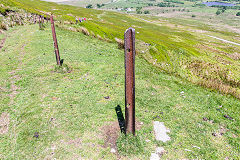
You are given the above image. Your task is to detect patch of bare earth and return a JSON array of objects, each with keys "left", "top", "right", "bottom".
[
  {"left": 7, "top": 43, "right": 26, "bottom": 104},
  {"left": 221, "top": 25, "right": 240, "bottom": 34},
  {"left": 66, "top": 138, "right": 82, "bottom": 147},
  {"left": 157, "top": 11, "right": 187, "bottom": 18},
  {"left": 0, "top": 37, "right": 6, "bottom": 49},
  {"left": 102, "top": 121, "right": 120, "bottom": 150},
  {"left": 0, "top": 112, "right": 10, "bottom": 135},
  {"left": 8, "top": 72, "right": 21, "bottom": 105}
]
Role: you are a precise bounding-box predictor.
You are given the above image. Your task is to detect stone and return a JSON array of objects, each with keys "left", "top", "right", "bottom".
[
  {"left": 203, "top": 117, "right": 208, "bottom": 121},
  {"left": 156, "top": 147, "right": 165, "bottom": 155},
  {"left": 192, "top": 146, "right": 200, "bottom": 149},
  {"left": 0, "top": 112, "right": 9, "bottom": 135},
  {"left": 185, "top": 149, "right": 192, "bottom": 152},
  {"left": 104, "top": 96, "right": 110, "bottom": 99},
  {"left": 153, "top": 121, "right": 171, "bottom": 142},
  {"left": 150, "top": 153, "right": 160, "bottom": 160},
  {"left": 110, "top": 148, "right": 116, "bottom": 153}
]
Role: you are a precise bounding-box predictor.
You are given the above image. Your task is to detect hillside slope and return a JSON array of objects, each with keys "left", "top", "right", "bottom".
[
  {"left": 0, "top": 24, "right": 239, "bottom": 159},
  {"left": 1, "top": 0, "right": 240, "bottom": 99}
]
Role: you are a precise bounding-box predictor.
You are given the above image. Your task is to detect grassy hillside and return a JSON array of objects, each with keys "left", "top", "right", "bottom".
[
  {"left": 1, "top": 0, "right": 240, "bottom": 99},
  {"left": 0, "top": 22, "right": 239, "bottom": 159},
  {"left": 50, "top": 0, "right": 240, "bottom": 30}
]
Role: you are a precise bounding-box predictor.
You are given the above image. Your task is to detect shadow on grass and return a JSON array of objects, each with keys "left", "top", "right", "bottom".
[
  {"left": 60, "top": 59, "right": 64, "bottom": 66},
  {"left": 115, "top": 105, "right": 125, "bottom": 133}
]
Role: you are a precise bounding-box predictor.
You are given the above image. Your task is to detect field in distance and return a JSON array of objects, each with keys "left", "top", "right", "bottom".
[{"left": 45, "top": 0, "right": 240, "bottom": 34}]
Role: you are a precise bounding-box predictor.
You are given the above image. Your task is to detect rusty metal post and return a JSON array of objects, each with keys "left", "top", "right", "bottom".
[
  {"left": 124, "top": 28, "right": 135, "bottom": 135},
  {"left": 42, "top": 15, "right": 44, "bottom": 24},
  {"left": 50, "top": 15, "right": 61, "bottom": 65},
  {"left": 39, "top": 15, "right": 42, "bottom": 29}
]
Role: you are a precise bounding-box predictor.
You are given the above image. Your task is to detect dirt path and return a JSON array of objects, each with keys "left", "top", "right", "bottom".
[
  {"left": 8, "top": 43, "right": 27, "bottom": 105},
  {"left": 7, "top": 31, "right": 26, "bottom": 105},
  {"left": 207, "top": 35, "right": 240, "bottom": 46},
  {"left": 138, "top": 18, "right": 152, "bottom": 23},
  {"left": 0, "top": 36, "right": 6, "bottom": 49},
  {"left": 0, "top": 34, "right": 9, "bottom": 135},
  {"left": 0, "top": 112, "right": 10, "bottom": 135},
  {"left": 7, "top": 30, "right": 28, "bottom": 157}
]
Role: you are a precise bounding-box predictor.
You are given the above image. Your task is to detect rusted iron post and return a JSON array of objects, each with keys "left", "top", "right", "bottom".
[
  {"left": 42, "top": 15, "right": 44, "bottom": 24},
  {"left": 50, "top": 15, "right": 61, "bottom": 65},
  {"left": 39, "top": 15, "right": 42, "bottom": 29},
  {"left": 124, "top": 28, "right": 135, "bottom": 135}
]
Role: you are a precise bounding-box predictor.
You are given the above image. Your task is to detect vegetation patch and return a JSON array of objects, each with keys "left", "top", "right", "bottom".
[
  {"left": 116, "top": 133, "right": 146, "bottom": 156},
  {"left": 0, "top": 23, "right": 239, "bottom": 159},
  {"left": 0, "top": 1, "right": 240, "bottom": 159},
  {"left": 53, "top": 63, "right": 72, "bottom": 73},
  {"left": 0, "top": 112, "right": 9, "bottom": 135},
  {"left": 2, "top": 0, "right": 240, "bottom": 99}
]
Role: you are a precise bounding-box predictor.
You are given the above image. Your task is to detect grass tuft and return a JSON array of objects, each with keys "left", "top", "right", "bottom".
[
  {"left": 54, "top": 63, "right": 72, "bottom": 73},
  {"left": 115, "top": 37, "right": 124, "bottom": 49},
  {"left": 116, "top": 133, "right": 146, "bottom": 156}
]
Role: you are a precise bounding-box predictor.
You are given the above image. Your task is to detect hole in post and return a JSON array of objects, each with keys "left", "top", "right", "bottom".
[{"left": 128, "top": 48, "right": 131, "bottom": 52}]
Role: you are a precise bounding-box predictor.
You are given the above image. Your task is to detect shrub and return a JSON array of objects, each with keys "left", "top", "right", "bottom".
[
  {"left": 136, "top": 10, "right": 142, "bottom": 14},
  {"left": 136, "top": 7, "right": 142, "bottom": 14},
  {"left": 216, "top": 10, "right": 221, "bottom": 15},
  {"left": 164, "top": 0, "right": 184, "bottom": 4},
  {"left": 97, "top": 4, "right": 104, "bottom": 8},
  {"left": 86, "top": 4, "right": 93, "bottom": 8},
  {"left": 236, "top": 12, "right": 240, "bottom": 16},
  {"left": 191, "top": 14, "right": 196, "bottom": 17},
  {"left": 144, "top": 10, "right": 150, "bottom": 14}
]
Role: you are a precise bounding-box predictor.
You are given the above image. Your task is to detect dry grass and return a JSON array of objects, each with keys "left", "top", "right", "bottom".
[
  {"left": 97, "top": 34, "right": 103, "bottom": 40},
  {"left": 187, "top": 59, "right": 240, "bottom": 98},
  {"left": 79, "top": 27, "right": 90, "bottom": 36},
  {"left": 228, "top": 52, "right": 240, "bottom": 60},
  {"left": 115, "top": 37, "right": 124, "bottom": 49},
  {"left": 0, "top": 22, "right": 7, "bottom": 30},
  {"left": 0, "top": 112, "right": 10, "bottom": 135}
]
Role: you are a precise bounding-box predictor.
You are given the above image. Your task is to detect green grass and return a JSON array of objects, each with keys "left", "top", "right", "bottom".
[
  {"left": 116, "top": 134, "right": 146, "bottom": 156},
  {"left": 2, "top": 0, "right": 240, "bottom": 99},
  {"left": 56, "top": 0, "right": 110, "bottom": 8},
  {"left": 0, "top": 23, "right": 240, "bottom": 159}
]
